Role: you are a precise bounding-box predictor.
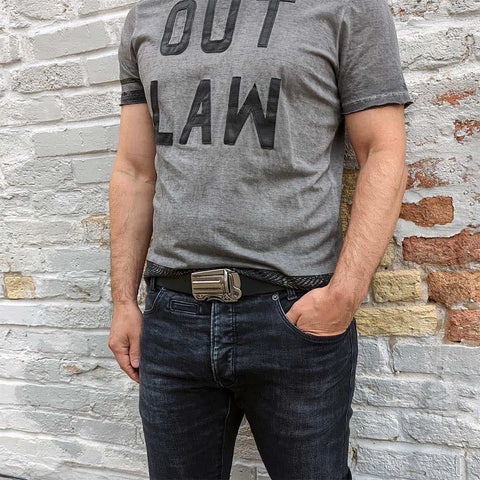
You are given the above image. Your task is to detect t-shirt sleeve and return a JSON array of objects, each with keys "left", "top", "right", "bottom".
[
  {"left": 117, "top": 6, "right": 147, "bottom": 106},
  {"left": 337, "top": 0, "right": 413, "bottom": 115}
]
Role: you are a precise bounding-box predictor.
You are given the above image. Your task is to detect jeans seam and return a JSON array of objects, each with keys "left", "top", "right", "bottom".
[
  {"left": 220, "top": 395, "right": 232, "bottom": 479},
  {"left": 231, "top": 304, "right": 237, "bottom": 384},
  {"left": 343, "top": 322, "right": 356, "bottom": 479},
  {"left": 210, "top": 301, "right": 225, "bottom": 387}
]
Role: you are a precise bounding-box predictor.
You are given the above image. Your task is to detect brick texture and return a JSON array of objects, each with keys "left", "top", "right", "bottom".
[
  {"left": 427, "top": 271, "right": 480, "bottom": 305},
  {"left": 403, "top": 228, "right": 480, "bottom": 265},
  {"left": 446, "top": 309, "right": 480, "bottom": 342},
  {"left": 400, "top": 196, "right": 454, "bottom": 227}
]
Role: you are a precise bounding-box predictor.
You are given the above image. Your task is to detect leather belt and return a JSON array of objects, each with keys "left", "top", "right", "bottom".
[{"left": 148, "top": 267, "right": 284, "bottom": 302}]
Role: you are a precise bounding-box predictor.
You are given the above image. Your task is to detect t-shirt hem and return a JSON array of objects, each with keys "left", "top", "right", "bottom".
[{"left": 341, "top": 91, "right": 413, "bottom": 115}]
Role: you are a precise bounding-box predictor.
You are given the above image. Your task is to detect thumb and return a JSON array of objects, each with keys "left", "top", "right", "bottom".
[{"left": 129, "top": 337, "right": 141, "bottom": 369}]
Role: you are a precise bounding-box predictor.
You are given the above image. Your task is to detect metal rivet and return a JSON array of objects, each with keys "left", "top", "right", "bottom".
[{"left": 272, "top": 294, "right": 278, "bottom": 300}]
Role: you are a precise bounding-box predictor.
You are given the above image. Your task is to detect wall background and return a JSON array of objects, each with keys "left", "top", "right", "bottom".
[{"left": 0, "top": 0, "right": 479, "bottom": 479}]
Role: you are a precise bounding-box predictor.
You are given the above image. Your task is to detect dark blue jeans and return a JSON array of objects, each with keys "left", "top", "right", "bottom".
[{"left": 139, "top": 279, "right": 358, "bottom": 480}]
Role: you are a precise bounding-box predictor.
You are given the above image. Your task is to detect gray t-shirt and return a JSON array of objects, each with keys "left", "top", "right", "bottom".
[{"left": 118, "top": 0, "right": 413, "bottom": 287}]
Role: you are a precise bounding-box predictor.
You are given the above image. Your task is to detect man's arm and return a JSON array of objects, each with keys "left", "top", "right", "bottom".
[
  {"left": 328, "top": 103, "right": 409, "bottom": 319},
  {"left": 285, "top": 103, "right": 408, "bottom": 336},
  {"left": 110, "top": 103, "right": 156, "bottom": 304},
  {"left": 108, "top": 102, "right": 156, "bottom": 382}
]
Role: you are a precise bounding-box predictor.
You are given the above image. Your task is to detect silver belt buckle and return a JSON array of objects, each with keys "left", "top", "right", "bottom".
[{"left": 191, "top": 268, "right": 242, "bottom": 302}]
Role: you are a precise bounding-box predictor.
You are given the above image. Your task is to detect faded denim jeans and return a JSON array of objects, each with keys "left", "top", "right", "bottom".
[{"left": 139, "top": 277, "right": 358, "bottom": 480}]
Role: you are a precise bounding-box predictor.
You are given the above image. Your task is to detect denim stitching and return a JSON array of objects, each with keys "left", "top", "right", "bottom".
[
  {"left": 220, "top": 394, "right": 232, "bottom": 479},
  {"left": 342, "top": 319, "right": 356, "bottom": 479},
  {"left": 210, "top": 301, "right": 222, "bottom": 387},
  {"left": 231, "top": 303, "right": 238, "bottom": 386},
  {"left": 143, "top": 286, "right": 167, "bottom": 314}
]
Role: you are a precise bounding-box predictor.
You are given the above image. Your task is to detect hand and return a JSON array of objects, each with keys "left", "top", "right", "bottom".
[
  {"left": 108, "top": 302, "right": 143, "bottom": 383},
  {"left": 284, "top": 285, "right": 356, "bottom": 336}
]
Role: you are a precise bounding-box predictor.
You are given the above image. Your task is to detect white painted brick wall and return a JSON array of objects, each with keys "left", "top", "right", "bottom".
[{"left": 0, "top": 0, "right": 479, "bottom": 479}]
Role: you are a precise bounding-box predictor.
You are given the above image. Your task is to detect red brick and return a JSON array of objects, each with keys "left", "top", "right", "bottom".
[
  {"left": 427, "top": 271, "right": 480, "bottom": 305},
  {"left": 454, "top": 119, "right": 480, "bottom": 142},
  {"left": 436, "top": 89, "right": 475, "bottom": 105},
  {"left": 406, "top": 157, "right": 453, "bottom": 189},
  {"left": 400, "top": 196, "right": 453, "bottom": 227},
  {"left": 403, "top": 228, "right": 480, "bottom": 265},
  {"left": 446, "top": 309, "right": 480, "bottom": 342}
]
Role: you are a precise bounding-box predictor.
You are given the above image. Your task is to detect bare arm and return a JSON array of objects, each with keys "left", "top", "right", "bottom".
[
  {"left": 109, "top": 103, "right": 156, "bottom": 306},
  {"left": 285, "top": 103, "right": 408, "bottom": 335},
  {"left": 108, "top": 103, "right": 156, "bottom": 383},
  {"left": 328, "top": 103, "right": 408, "bottom": 317}
]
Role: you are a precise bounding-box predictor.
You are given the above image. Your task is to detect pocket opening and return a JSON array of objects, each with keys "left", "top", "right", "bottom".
[{"left": 272, "top": 292, "right": 350, "bottom": 344}]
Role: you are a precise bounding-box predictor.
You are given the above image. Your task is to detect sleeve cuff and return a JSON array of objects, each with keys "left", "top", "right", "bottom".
[
  {"left": 341, "top": 91, "right": 413, "bottom": 115},
  {"left": 119, "top": 77, "right": 147, "bottom": 106},
  {"left": 119, "top": 89, "right": 147, "bottom": 106}
]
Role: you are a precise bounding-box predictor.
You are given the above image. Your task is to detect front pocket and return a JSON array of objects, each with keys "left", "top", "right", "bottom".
[
  {"left": 143, "top": 286, "right": 167, "bottom": 314},
  {"left": 272, "top": 292, "right": 350, "bottom": 344}
]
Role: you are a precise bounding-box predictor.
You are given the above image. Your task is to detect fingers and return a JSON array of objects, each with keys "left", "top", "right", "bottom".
[{"left": 108, "top": 338, "right": 140, "bottom": 384}]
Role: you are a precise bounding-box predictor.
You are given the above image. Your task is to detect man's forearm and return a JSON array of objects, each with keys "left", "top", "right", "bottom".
[
  {"left": 109, "top": 165, "right": 155, "bottom": 306},
  {"left": 328, "top": 152, "right": 408, "bottom": 312}
]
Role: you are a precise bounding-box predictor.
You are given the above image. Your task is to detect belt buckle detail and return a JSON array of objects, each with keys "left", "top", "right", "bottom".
[{"left": 191, "top": 268, "right": 242, "bottom": 302}]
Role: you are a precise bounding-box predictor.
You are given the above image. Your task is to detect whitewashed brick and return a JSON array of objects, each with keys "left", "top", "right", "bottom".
[
  {"left": 0, "top": 34, "right": 20, "bottom": 64},
  {"left": 62, "top": 91, "right": 121, "bottom": 121},
  {"left": 350, "top": 408, "right": 400, "bottom": 441},
  {"left": 392, "top": 341, "right": 480, "bottom": 376},
  {"left": 0, "top": 302, "right": 111, "bottom": 328},
  {"left": 9, "top": 0, "right": 76, "bottom": 22},
  {"left": 355, "top": 443, "right": 461, "bottom": 479},
  {"left": 0, "top": 246, "right": 44, "bottom": 273},
  {"left": 0, "top": 96, "right": 62, "bottom": 126},
  {"left": 0, "top": 326, "right": 110, "bottom": 356},
  {"left": 72, "top": 156, "right": 115, "bottom": 184},
  {"left": 0, "top": 191, "right": 33, "bottom": 217},
  {"left": 0, "top": 433, "right": 147, "bottom": 476},
  {"left": 0, "top": 408, "right": 136, "bottom": 446},
  {"left": 32, "top": 186, "right": 109, "bottom": 215},
  {"left": 447, "top": 0, "right": 480, "bottom": 14},
  {"left": 86, "top": 53, "right": 120, "bottom": 84},
  {"left": 43, "top": 246, "right": 110, "bottom": 272},
  {"left": 354, "top": 376, "right": 455, "bottom": 410},
  {"left": 31, "top": 21, "right": 110, "bottom": 60},
  {"left": 33, "top": 274, "right": 103, "bottom": 301},
  {"left": 357, "top": 337, "right": 393, "bottom": 375},
  {"left": 2, "top": 157, "right": 72, "bottom": 187},
  {"left": 467, "top": 452, "right": 480, "bottom": 479},
  {"left": 230, "top": 463, "right": 257, "bottom": 480},
  {"left": 32, "top": 124, "right": 118, "bottom": 156},
  {"left": 399, "top": 27, "right": 468, "bottom": 70},
  {"left": 10, "top": 62, "right": 86, "bottom": 93},
  {"left": 79, "top": 0, "right": 135, "bottom": 15},
  {"left": 400, "top": 410, "right": 480, "bottom": 448},
  {"left": 0, "top": 218, "right": 80, "bottom": 245}
]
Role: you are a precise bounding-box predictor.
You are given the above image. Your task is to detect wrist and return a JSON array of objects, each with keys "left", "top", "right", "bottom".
[
  {"left": 324, "top": 281, "right": 366, "bottom": 313},
  {"left": 112, "top": 298, "right": 138, "bottom": 308}
]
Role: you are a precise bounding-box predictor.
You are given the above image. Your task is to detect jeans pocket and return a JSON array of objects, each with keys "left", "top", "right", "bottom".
[
  {"left": 272, "top": 291, "right": 351, "bottom": 344},
  {"left": 143, "top": 286, "right": 167, "bottom": 314}
]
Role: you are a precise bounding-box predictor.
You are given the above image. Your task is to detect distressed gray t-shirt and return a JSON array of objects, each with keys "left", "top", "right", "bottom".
[{"left": 118, "top": 0, "right": 413, "bottom": 289}]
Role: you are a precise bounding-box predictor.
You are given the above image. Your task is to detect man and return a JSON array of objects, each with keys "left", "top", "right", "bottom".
[{"left": 108, "top": 0, "right": 412, "bottom": 478}]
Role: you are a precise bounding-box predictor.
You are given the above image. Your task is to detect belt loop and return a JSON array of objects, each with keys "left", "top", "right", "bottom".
[
  {"left": 286, "top": 286, "right": 297, "bottom": 300},
  {"left": 145, "top": 276, "right": 154, "bottom": 293}
]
